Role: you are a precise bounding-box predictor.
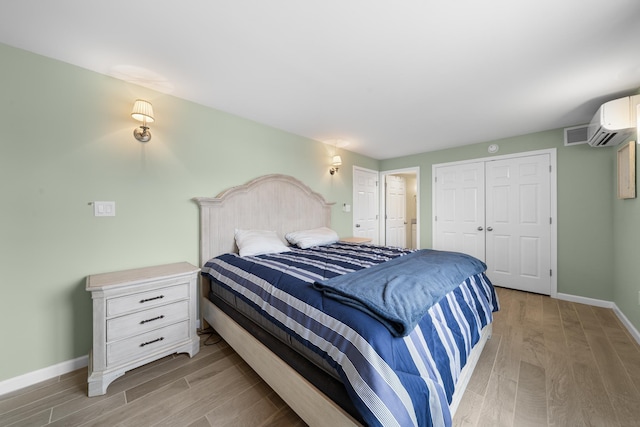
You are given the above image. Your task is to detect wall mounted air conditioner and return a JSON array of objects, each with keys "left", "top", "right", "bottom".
[{"left": 587, "top": 95, "right": 639, "bottom": 147}]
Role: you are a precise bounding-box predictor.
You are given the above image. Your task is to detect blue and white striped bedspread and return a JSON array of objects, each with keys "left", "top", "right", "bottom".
[{"left": 201, "top": 243, "right": 499, "bottom": 427}]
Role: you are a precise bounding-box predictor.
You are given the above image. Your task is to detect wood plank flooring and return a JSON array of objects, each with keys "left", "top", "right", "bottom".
[
  {"left": 1, "top": 287, "right": 639, "bottom": 426},
  {"left": 454, "top": 287, "right": 640, "bottom": 427}
]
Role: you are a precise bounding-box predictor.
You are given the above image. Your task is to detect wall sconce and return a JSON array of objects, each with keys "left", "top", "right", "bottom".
[
  {"left": 330, "top": 155, "right": 342, "bottom": 175},
  {"left": 324, "top": 138, "right": 348, "bottom": 175},
  {"left": 131, "top": 99, "right": 154, "bottom": 142}
]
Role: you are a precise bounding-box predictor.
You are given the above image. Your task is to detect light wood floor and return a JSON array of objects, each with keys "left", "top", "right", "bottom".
[
  {"left": 1, "top": 287, "right": 639, "bottom": 426},
  {"left": 454, "top": 287, "right": 640, "bottom": 427}
]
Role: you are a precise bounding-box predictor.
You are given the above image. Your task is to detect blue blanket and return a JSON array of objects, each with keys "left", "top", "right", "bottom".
[{"left": 313, "top": 249, "right": 487, "bottom": 337}]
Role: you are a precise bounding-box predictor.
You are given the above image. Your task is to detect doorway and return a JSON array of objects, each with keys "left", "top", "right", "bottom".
[{"left": 381, "top": 167, "right": 420, "bottom": 249}]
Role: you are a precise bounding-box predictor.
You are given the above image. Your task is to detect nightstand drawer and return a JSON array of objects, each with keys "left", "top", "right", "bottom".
[
  {"left": 107, "top": 283, "right": 189, "bottom": 317},
  {"left": 106, "top": 300, "right": 189, "bottom": 342},
  {"left": 107, "top": 320, "right": 189, "bottom": 367}
]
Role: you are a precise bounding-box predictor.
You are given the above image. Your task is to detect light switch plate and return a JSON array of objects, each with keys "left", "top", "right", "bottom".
[{"left": 94, "top": 201, "right": 116, "bottom": 217}]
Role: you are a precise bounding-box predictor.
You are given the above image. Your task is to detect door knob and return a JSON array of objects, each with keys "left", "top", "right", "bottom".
[
  {"left": 477, "top": 226, "right": 483, "bottom": 231},
  {"left": 487, "top": 226, "right": 493, "bottom": 231},
  {"left": 355, "top": 224, "right": 361, "bottom": 228}
]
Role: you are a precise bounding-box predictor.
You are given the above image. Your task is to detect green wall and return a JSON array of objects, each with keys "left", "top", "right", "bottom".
[
  {"left": 2, "top": 41, "right": 638, "bottom": 384},
  {"left": 381, "top": 130, "right": 616, "bottom": 303},
  {"left": 0, "top": 43, "right": 378, "bottom": 382},
  {"left": 612, "top": 143, "right": 640, "bottom": 332}
]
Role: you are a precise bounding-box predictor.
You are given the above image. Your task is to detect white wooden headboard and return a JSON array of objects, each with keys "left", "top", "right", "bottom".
[{"left": 193, "top": 174, "right": 335, "bottom": 266}]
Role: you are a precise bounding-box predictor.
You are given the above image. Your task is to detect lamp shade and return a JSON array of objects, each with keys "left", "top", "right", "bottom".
[
  {"left": 332, "top": 155, "right": 342, "bottom": 166},
  {"left": 131, "top": 99, "right": 155, "bottom": 123}
]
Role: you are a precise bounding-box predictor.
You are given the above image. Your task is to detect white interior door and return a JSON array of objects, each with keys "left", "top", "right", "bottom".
[
  {"left": 433, "top": 152, "right": 553, "bottom": 295},
  {"left": 485, "top": 154, "right": 551, "bottom": 294},
  {"left": 433, "top": 162, "right": 486, "bottom": 261},
  {"left": 353, "top": 168, "right": 379, "bottom": 244},
  {"left": 385, "top": 175, "right": 406, "bottom": 248}
]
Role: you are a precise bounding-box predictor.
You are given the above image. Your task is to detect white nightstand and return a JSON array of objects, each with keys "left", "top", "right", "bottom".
[
  {"left": 339, "top": 237, "right": 373, "bottom": 244},
  {"left": 86, "top": 262, "right": 200, "bottom": 396}
]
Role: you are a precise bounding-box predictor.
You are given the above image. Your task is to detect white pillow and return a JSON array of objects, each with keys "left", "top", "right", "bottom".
[
  {"left": 285, "top": 227, "right": 339, "bottom": 249},
  {"left": 234, "top": 229, "right": 291, "bottom": 257}
]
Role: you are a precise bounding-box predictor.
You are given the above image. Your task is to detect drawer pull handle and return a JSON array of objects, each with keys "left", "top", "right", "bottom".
[
  {"left": 140, "top": 315, "right": 165, "bottom": 325},
  {"left": 140, "top": 295, "right": 164, "bottom": 304},
  {"left": 140, "top": 337, "right": 164, "bottom": 347}
]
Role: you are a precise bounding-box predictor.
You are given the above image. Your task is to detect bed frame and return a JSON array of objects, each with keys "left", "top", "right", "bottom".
[{"left": 194, "top": 174, "right": 491, "bottom": 426}]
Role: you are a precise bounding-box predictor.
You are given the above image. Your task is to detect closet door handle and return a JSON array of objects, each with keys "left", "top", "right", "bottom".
[
  {"left": 477, "top": 226, "right": 483, "bottom": 231},
  {"left": 487, "top": 226, "right": 493, "bottom": 231}
]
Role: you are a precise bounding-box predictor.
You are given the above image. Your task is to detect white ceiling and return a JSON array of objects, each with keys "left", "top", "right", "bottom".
[{"left": 1, "top": 0, "right": 639, "bottom": 159}]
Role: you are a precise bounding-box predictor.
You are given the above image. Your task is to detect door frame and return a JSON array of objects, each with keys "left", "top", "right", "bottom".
[
  {"left": 432, "top": 148, "right": 557, "bottom": 297},
  {"left": 380, "top": 167, "right": 421, "bottom": 249}
]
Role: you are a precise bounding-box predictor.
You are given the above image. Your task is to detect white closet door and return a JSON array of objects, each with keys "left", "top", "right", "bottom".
[
  {"left": 433, "top": 162, "right": 486, "bottom": 261},
  {"left": 385, "top": 175, "right": 407, "bottom": 248},
  {"left": 433, "top": 152, "right": 553, "bottom": 295},
  {"left": 485, "top": 154, "right": 551, "bottom": 294}
]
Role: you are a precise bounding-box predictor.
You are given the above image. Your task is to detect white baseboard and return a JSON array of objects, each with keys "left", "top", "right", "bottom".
[
  {"left": 556, "top": 293, "right": 640, "bottom": 346},
  {"left": 0, "top": 355, "right": 88, "bottom": 397},
  {"left": 0, "top": 320, "right": 204, "bottom": 397},
  {"left": 612, "top": 305, "right": 640, "bottom": 346},
  {"left": 555, "top": 292, "right": 615, "bottom": 308}
]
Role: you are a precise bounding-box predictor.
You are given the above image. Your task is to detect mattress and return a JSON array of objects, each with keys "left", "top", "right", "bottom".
[
  {"left": 209, "top": 282, "right": 342, "bottom": 380},
  {"left": 202, "top": 243, "right": 499, "bottom": 427},
  {"left": 207, "top": 290, "right": 363, "bottom": 422}
]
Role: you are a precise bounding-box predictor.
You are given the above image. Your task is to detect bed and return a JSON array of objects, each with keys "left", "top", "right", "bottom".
[{"left": 194, "top": 174, "right": 498, "bottom": 427}]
